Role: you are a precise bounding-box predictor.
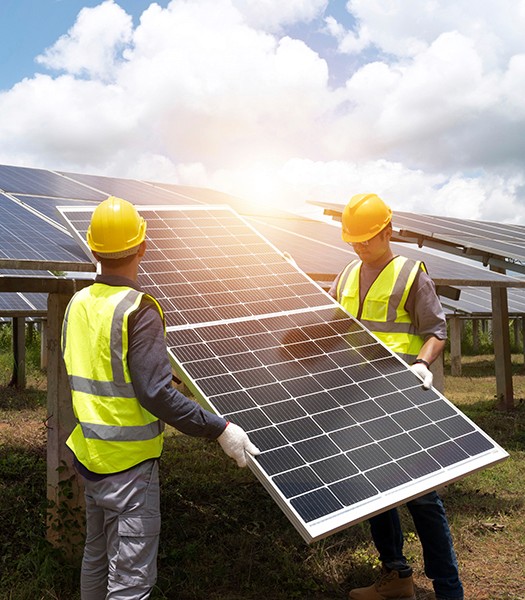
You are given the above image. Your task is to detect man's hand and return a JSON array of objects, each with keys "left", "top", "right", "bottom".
[
  {"left": 217, "top": 422, "right": 260, "bottom": 467},
  {"left": 411, "top": 361, "right": 433, "bottom": 390}
]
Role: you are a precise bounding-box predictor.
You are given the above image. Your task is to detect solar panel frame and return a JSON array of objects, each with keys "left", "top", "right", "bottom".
[{"left": 58, "top": 204, "right": 509, "bottom": 543}]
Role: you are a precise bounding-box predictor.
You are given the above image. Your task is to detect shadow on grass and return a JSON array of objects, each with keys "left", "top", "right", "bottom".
[
  {"left": 453, "top": 397, "right": 525, "bottom": 450},
  {"left": 443, "top": 483, "right": 524, "bottom": 519},
  {"left": 0, "top": 442, "right": 81, "bottom": 600},
  {"left": 0, "top": 383, "right": 46, "bottom": 411},
  {"left": 156, "top": 434, "right": 364, "bottom": 599},
  {"left": 445, "top": 356, "right": 525, "bottom": 379}
]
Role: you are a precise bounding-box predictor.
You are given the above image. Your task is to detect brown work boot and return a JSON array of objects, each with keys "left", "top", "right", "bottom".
[{"left": 348, "top": 567, "right": 416, "bottom": 600}]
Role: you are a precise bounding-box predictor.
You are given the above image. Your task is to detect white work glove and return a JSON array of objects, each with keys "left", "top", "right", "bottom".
[
  {"left": 410, "top": 360, "right": 433, "bottom": 390},
  {"left": 217, "top": 422, "right": 260, "bottom": 468}
]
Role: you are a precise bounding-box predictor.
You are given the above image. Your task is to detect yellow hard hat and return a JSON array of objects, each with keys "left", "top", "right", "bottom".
[
  {"left": 87, "top": 196, "right": 146, "bottom": 258},
  {"left": 341, "top": 193, "right": 392, "bottom": 243}
]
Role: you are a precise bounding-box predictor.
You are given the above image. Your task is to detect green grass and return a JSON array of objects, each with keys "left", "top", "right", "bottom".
[{"left": 1, "top": 332, "right": 525, "bottom": 599}]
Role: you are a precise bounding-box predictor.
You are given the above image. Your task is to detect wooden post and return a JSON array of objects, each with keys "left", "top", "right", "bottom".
[
  {"left": 522, "top": 315, "right": 525, "bottom": 365},
  {"left": 9, "top": 316, "right": 26, "bottom": 388},
  {"left": 449, "top": 316, "right": 462, "bottom": 376},
  {"left": 490, "top": 285, "right": 514, "bottom": 410},
  {"left": 46, "top": 292, "right": 85, "bottom": 556}
]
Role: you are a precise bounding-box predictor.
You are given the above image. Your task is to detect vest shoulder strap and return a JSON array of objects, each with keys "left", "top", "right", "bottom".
[{"left": 336, "top": 259, "right": 360, "bottom": 302}]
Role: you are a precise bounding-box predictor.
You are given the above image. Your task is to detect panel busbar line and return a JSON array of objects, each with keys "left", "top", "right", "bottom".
[{"left": 58, "top": 204, "right": 508, "bottom": 543}]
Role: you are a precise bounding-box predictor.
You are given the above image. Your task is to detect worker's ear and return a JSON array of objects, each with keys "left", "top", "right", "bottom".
[{"left": 137, "top": 240, "right": 147, "bottom": 258}]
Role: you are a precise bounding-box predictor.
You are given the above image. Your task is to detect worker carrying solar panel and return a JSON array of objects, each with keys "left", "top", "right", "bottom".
[
  {"left": 61, "top": 196, "right": 260, "bottom": 600},
  {"left": 329, "top": 193, "right": 464, "bottom": 600}
]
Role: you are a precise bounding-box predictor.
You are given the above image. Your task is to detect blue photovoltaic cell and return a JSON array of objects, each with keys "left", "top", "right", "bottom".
[
  {"left": 58, "top": 206, "right": 330, "bottom": 327},
  {"left": 0, "top": 164, "right": 105, "bottom": 200},
  {"left": 59, "top": 204, "right": 509, "bottom": 543},
  {"left": 0, "top": 194, "right": 89, "bottom": 266},
  {"left": 59, "top": 171, "right": 195, "bottom": 205},
  {"left": 11, "top": 195, "right": 99, "bottom": 224},
  {"left": 165, "top": 304, "right": 506, "bottom": 539},
  {"left": 0, "top": 293, "right": 34, "bottom": 311}
]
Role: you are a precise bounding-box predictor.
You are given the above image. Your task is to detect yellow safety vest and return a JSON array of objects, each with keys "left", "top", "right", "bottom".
[
  {"left": 62, "top": 284, "right": 165, "bottom": 474},
  {"left": 336, "top": 256, "right": 425, "bottom": 364}
]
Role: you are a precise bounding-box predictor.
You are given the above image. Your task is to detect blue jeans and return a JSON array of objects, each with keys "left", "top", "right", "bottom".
[{"left": 369, "top": 491, "right": 464, "bottom": 599}]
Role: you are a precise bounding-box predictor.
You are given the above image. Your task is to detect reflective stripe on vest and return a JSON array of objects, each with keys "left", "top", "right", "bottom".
[
  {"left": 81, "top": 420, "right": 163, "bottom": 442},
  {"left": 62, "top": 284, "right": 165, "bottom": 473},
  {"left": 337, "top": 256, "right": 426, "bottom": 363}
]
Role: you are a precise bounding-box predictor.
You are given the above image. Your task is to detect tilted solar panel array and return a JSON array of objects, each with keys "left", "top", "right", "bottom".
[
  {"left": 394, "top": 210, "right": 525, "bottom": 262},
  {"left": 58, "top": 204, "right": 508, "bottom": 542}
]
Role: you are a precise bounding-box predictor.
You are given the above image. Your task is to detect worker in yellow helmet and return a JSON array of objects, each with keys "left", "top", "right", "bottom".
[
  {"left": 62, "top": 196, "right": 259, "bottom": 600},
  {"left": 330, "top": 194, "right": 463, "bottom": 600}
]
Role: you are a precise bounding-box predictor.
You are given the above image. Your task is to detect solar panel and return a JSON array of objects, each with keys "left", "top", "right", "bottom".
[
  {"left": 57, "top": 205, "right": 330, "bottom": 327},
  {"left": 59, "top": 171, "right": 195, "bottom": 206},
  {"left": 391, "top": 211, "right": 525, "bottom": 268},
  {"left": 10, "top": 195, "right": 99, "bottom": 224},
  {"left": 0, "top": 164, "right": 106, "bottom": 200},
  {"left": 59, "top": 204, "right": 508, "bottom": 542},
  {"left": 309, "top": 200, "right": 525, "bottom": 272},
  {"left": 0, "top": 292, "right": 37, "bottom": 311},
  {"left": 441, "top": 286, "right": 525, "bottom": 316},
  {"left": 0, "top": 270, "right": 60, "bottom": 315},
  {"left": 248, "top": 215, "right": 525, "bottom": 288},
  {"left": 0, "top": 194, "right": 91, "bottom": 269}
]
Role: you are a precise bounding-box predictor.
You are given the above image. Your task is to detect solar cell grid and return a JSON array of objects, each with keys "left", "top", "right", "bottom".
[
  {"left": 7, "top": 195, "right": 99, "bottom": 225},
  {"left": 59, "top": 203, "right": 508, "bottom": 543},
  {"left": 0, "top": 293, "right": 34, "bottom": 311},
  {"left": 0, "top": 165, "right": 105, "bottom": 200},
  {"left": 58, "top": 205, "right": 330, "bottom": 327},
  {"left": 167, "top": 304, "right": 506, "bottom": 540},
  {"left": 59, "top": 171, "right": 191, "bottom": 205},
  {"left": 0, "top": 195, "right": 89, "bottom": 267}
]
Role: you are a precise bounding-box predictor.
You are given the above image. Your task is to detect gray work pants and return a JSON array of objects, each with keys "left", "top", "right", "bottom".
[{"left": 80, "top": 459, "right": 161, "bottom": 600}]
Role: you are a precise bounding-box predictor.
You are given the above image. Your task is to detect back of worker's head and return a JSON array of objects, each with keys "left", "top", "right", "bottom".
[
  {"left": 87, "top": 196, "right": 147, "bottom": 260},
  {"left": 341, "top": 193, "right": 392, "bottom": 243}
]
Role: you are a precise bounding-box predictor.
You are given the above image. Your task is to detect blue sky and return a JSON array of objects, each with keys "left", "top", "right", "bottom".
[
  {"left": 0, "top": 1, "right": 170, "bottom": 90},
  {"left": 0, "top": 0, "right": 524, "bottom": 224},
  {"left": 0, "top": 0, "right": 358, "bottom": 90}
]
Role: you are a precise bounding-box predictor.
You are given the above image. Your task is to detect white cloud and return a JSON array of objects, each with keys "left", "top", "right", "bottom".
[
  {"left": 232, "top": 0, "right": 328, "bottom": 32},
  {"left": 36, "top": 0, "right": 133, "bottom": 81},
  {"left": 0, "top": 0, "right": 524, "bottom": 226},
  {"left": 339, "top": 0, "right": 525, "bottom": 66}
]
